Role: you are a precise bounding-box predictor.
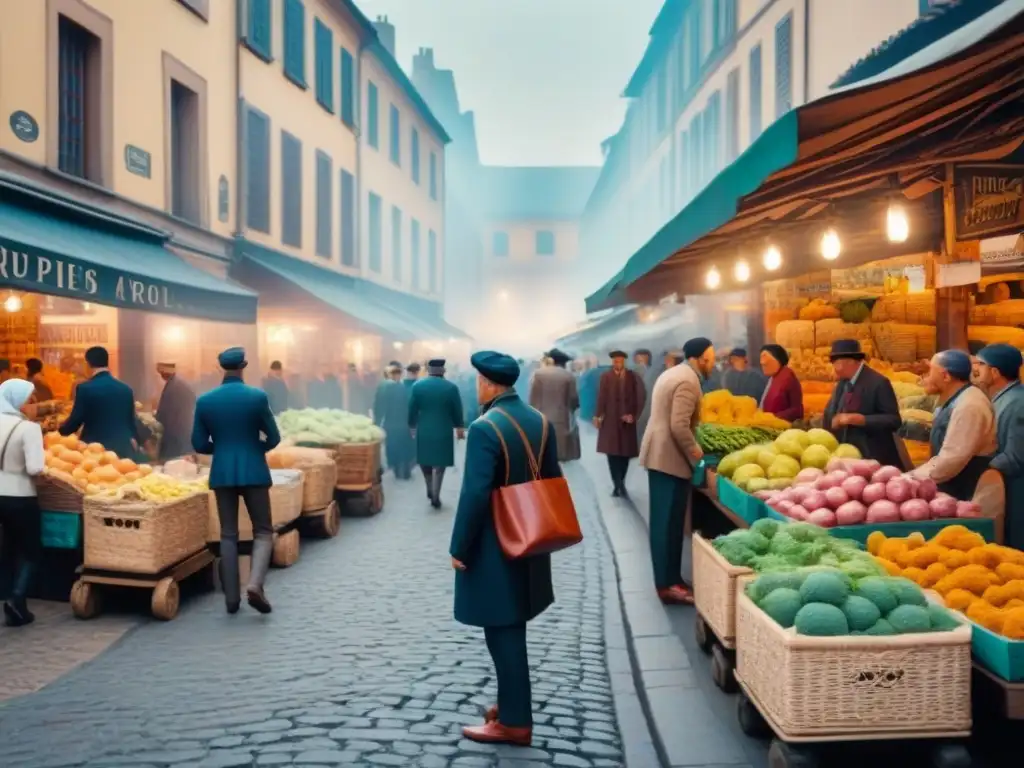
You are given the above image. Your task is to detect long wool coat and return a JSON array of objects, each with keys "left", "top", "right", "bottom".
[
  {"left": 596, "top": 368, "right": 646, "bottom": 458},
  {"left": 529, "top": 365, "right": 581, "bottom": 462},
  {"left": 408, "top": 375, "right": 465, "bottom": 467}
]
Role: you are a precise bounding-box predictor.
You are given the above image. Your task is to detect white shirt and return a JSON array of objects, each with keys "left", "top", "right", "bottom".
[{"left": 0, "top": 412, "right": 45, "bottom": 497}]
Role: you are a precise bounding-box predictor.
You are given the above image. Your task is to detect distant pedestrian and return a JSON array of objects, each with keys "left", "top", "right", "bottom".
[
  {"left": 155, "top": 362, "right": 196, "bottom": 461},
  {"left": 633, "top": 348, "right": 658, "bottom": 443},
  {"left": 594, "top": 350, "right": 645, "bottom": 498},
  {"left": 721, "top": 348, "right": 767, "bottom": 400},
  {"left": 374, "top": 364, "right": 414, "bottom": 479},
  {"left": 409, "top": 359, "right": 465, "bottom": 507},
  {"left": 262, "top": 361, "right": 290, "bottom": 415},
  {"left": 529, "top": 348, "right": 580, "bottom": 462}
]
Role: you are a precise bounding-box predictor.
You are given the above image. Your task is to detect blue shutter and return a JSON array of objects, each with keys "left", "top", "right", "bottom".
[
  {"left": 775, "top": 14, "right": 793, "bottom": 118},
  {"left": 368, "top": 193, "right": 382, "bottom": 271},
  {"left": 315, "top": 151, "right": 332, "bottom": 257},
  {"left": 688, "top": 114, "right": 700, "bottom": 192},
  {"left": 749, "top": 44, "right": 762, "bottom": 139},
  {"left": 411, "top": 219, "right": 421, "bottom": 289},
  {"left": 367, "top": 82, "right": 379, "bottom": 148},
  {"left": 340, "top": 169, "right": 355, "bottom": 266},
  {"left": 314, "top": 19, "right": 334, "bottom": 113},
  {"left": 429, "top": 153, "right": 438, "bottom": 200},
  {"left": 245, "top": 108, "right": 270, "bottom": 233},
  {"left": 246, "top": 0, "right": 272, "bottom": 60},
  {"left": 389, "top": 105, "right": 400, "bottom": 165},
  {"left": 411, "top": 129, "right": 420, "bottom": 184},
  {"left": 428, "top": 229, "right": 437, "bottom": 293},
  {"left": 281, "top": 131, "right": 302, "bottom": 247},
  {"left": 283, "top": 0, "right": 305, "bottom": 86},
  {"left": 340, "top": 48, "right": 355, "bottom": 127},
  {"left": 725, "top": 68, "right": 739, "bottom": 161},
  {"left": 677, "top": 130, "right": 687, "bottom": 203},
  {"left": 391, "top": 206, "right": 402, "bottom": 282}
]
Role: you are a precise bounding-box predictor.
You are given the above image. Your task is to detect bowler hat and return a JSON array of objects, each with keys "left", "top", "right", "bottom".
[
  {"left": 609, "top": 350, "right": 628, "bottom": 359},
  {"left": 829, "top": 339, "right": 866, "bottom": 361},
  {"left": 547, "top": 348, "right": 571, "bottom": 364}
]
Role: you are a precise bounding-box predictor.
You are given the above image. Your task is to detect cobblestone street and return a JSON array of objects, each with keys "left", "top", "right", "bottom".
[{"left": 0, "top": 453, "right": 628, "bottom": 768}]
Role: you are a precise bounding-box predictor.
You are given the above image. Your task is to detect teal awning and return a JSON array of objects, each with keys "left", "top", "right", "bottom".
[
  {"left": 586, "top": 0, "right": 1024, "bottom": 312},
  {"left": 0, "top": 182, "right": 257, "bottom": 324}
]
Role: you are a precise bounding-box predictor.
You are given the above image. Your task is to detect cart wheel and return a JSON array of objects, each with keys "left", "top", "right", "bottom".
[
  {"left": 737, "top": 691, "right": 769, "bottom": 738},
  {"left": 694, "top": 614, "right": 713, "bottom": 654},
  {"left": 710, "top": 643, "right": 736, "bottom": 692},
  {"left": 151, "top": 578, "right": 180, "bottom": 621},
  {"left": 930, "top": 743, "right": 972, "bottom": 768},
  {"left": 310, "top": 504, "right": 340, "bottom": 539},
  {"left": 272, "top": 530, "right": 300, "bottom": 567},
  {"left": 70, "top": 580, "right": 100, "bottom": 620},
  {"left": 768, "top": 739, "right": 818, "bottom": 768},
  {"left": 371, "top": 483, "right": 384, "bottom": 513}
]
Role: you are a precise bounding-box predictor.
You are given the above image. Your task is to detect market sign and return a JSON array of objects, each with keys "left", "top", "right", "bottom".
[{"left": 954, "top": 164, "right": 1024, "bottom": 240}]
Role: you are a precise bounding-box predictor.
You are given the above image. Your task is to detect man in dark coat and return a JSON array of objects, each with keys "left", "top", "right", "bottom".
[
  {"left": 262, "top": 360, "right": 290, "bottom": 415},
  {"left": 374, "top": 364, "right": 414, "bottom": 479},
  {"left": 404, "top": 362, "right": 421, "bottom": 393},
  {"left": 409, "top": 359, "right": 465, "bottom": 508},
  {"left": 59, "top": 346, "right": 140, "bottom": 460},
  {"left": 823, "top": 339, "right": 908, "bottom": 469},
  {"left": 192, "top": 347, "right": 280, "bottom": 615},
  {"left": 595, "top": 350, "right": 646, "bottom": 498},
  {"left": 155, "top": 362, "right": 196, "bottom": 461},
  {"left": 450, "top": 351, "right": 561, "bottom": 747}
]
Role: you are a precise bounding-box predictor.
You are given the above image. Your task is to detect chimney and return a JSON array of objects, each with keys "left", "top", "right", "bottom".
[
  {"left": 412, "top": 46, "right": 436, "bottom": 75},
  {"left": 373, "top": 15, "right": 396, "bottom": 56}
]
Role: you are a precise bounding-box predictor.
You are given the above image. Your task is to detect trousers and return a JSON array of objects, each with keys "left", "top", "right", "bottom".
[
  {"left": 213, "top": 486, "right": 274, "bottom": 605},
  {"left": 484, "top": 623, "right": 532, "bottom": 728},
  {"left": 421, "top": 466, "right": 447, "bottom": 501},
  {"left": 606, "top": 455, "right": 630, "bottom": 490},
  {"left": 648, "top": 469, "right": 690, "bottom": 590},
  {"left": 0, "top": 495, "right": 40, "bottom": 601}
]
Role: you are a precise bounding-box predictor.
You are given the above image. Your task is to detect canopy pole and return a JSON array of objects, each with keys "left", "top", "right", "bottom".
[{"left": 935, "top": 163, "right": 970, "bottom": 353}]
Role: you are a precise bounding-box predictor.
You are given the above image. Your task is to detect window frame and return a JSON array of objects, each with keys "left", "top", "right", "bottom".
[
  {"left": 314, "top": 18, "right": 334, "bottom": 114},
  {"left": 368, "top": 192, "right": 383, "bottom": 272},
  {"left": 175, "top": 0, "right": 209, "bottom": 21},
  {"left": 243, "top": 0, "right": 273, "bottom": 62},
  {"left": 411, "top": 128, "right": 420, "bottom": 185},
  {"left": 775, "top": 13, "right": 794, "bottom": 119},
  {"left": 280, "top": 130, "right": 303, "bottom": 248},
  {"left": 535, "top": 230, "right": 556, "bottom": 256},
  {"left": 244, "top": 104, "right": 272, "bottom": 234},
  {"left": 391, "top": 205, "right": 403, "bottom": 283},
  {"left": 163, "top": 52, "right": 210, "bottom": 227},
  {"left": 429, "top": 152, "right": 438, "bottom": 200},
  {"left": 340, "top": 47, "right": 356, "bottom": 128},
  {"left": 389, "top": 104, "right": 401, "bottom": 166},
  {"left": 282, "top": 0, "right": 306, "bottom": 89},
  {"left": 340, "top": 168, "right": 356, "bottom": 266},
  {"left": 315, "top": 150, "right": 333, "bottom": 258},
  {"left": 367, "top": 81, "right": 379, "bottom": 149},
  {"left": 428, "top": 229, "right": 438, "bottom": 293},
  {"left": 410, "top": 218, "right": 421, "bottom": 290}
]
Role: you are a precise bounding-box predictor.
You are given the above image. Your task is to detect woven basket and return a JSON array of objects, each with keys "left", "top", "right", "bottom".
[
  {"left": 332, "top": 441, "right": 382, "bottom": 486},
  {"left": 971, "top": 299, "right": 1024, "bottom": 327},
  {"left": 871, "top": 323, "right": 919, "bottom": 363},
  {"left": 814, "top": 319, "right": 871, "bottom": 349},
  {"left": 268, "top": 447, "right": 337, "bottom": 511},
  {"left": 37, "top": 473, "right": 85, "bottom": 514},
  {"left": 904, "top": 291, "right": 936, "bottom": 325},
  {"left": 734, "top": 589, "right": 972, "bottom": 737},
  {"left": 775, "top": 320, "right": 815, "bottom": 350},
  {"left": 83, "top": 491, "right": 209, "bottom": 574},
  {"left": 205, "top": 469, "right": 304, "bottom": 540},
  {"left": 692, "top": 533, "right": 752, "bottom": 645},
  {"left": 969, "top": 325, "right": 1024, "bottom": 349}
]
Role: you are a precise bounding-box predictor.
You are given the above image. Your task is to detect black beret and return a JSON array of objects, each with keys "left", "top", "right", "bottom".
[
  {"left": 682, "top": 337, "right": 713, "bottom": 359},
  {"left": 760, "top": 344, "right": 790, "bottom": 367}
]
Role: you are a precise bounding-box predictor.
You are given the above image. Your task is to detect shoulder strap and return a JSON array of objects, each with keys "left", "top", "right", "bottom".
[
  {"left": 492, "top": 408, "right": 545, "bottom": 481},
  {"left": 0, "top": 418, "right": 24, "bottom": 473},
  {"left": 482, "top": 416, "right": 511, "bottom": 486}
]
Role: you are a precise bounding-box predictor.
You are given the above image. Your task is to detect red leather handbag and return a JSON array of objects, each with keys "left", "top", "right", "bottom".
[{"left": 484, "top": 409, "right": 583, "bottom": 559}]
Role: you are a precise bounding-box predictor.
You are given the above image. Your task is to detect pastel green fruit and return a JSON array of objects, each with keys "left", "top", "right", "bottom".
[
  {"left": 757, "top": 447, "right": 780, "bottom": 471},
  {"left": 750, "top": 518, "right": 780, "bottom": 540},
  {"left": 885, "top": 577, "right": 927, "bottom": 607},
  {"left": 887, "top": 604, "right": 931, "bottom": 634},
  {"left": 853, "top": 577, "right": 898, "bottom": 615},
  {"left": 774, "top": 437, "right": 805, "bottom": 460},
  {"left": 747, "top": 477, "right": 770, "bottom": 493},
  {"left": 863, "top": 618, "right": 896, "bottom": 635},
  {"left": 732, "top": 464, "right": 766, "bottom": 489},
  {"left": 717, "top": 452, "right": 742, "bottom": 478},
  {"left": 799, "top": 571, "right": 850, "bottom": 607},
  {"left": 768, "top": 478, "right": 793, "bottom": 490},
  {"left": 800, "top": 444, "right": 832, "bottom": 470},
  {"left": 794, "top": 602, "right": 850, "bottom": 636},
  {"left": 833, "top": 443, "right": 862, "bottom": 459},
  {"left": 841, "top": 595, "right": 882, "bottom": 632},
  {"left": 927, "top": 604, "right": 960, "bottom": 632},
  {"left": 778, "top": 429, "right": 811, "bottom": 449},
  {"left": 760, "top": 588, "right": 803, "bottom": 629}
]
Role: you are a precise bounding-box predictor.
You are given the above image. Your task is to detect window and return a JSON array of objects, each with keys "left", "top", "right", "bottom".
[
  {"left": 677, "top": 130, "right": 688, "bottom": 203},
  {"left": 283, "top": 0, "right": 305, "bottom": 87},
  {"left": 368, "top": 193, "right": 382, "bottom": 271},
  {"left": 429, "top": 153, "right": 438, "bottom": 200},
  {"left": 280, "top": 132, "right": 302, "bottom": 246},
  {"left": 411, "top": 128, "right": 420, "bottom": 185},
  {"left": 775, "top": 13, "right": 793, "bottom": 118},
  {"left": 428, "top": 229, "right": 438, "bottom": 293},
  {"left": 245, "top": 107, "right": 271, "bottom": 232},
  {"left": 707, "top": 91, "right": 721, "bottom": 177},
  {"left": 314, "top": 19, "right": 333, "bottom": 112},
  {"left": 725, "top": 67, "right": 739, "bottom": 162},
  {"left": 316, "top": 151, "right": 332, "bottom": 257},
  {"left": 411, "top": 219, "right": 421, "bottom": 289},
  {"left": 688, "top": 2, "right": 702, "bottom": 83},
  {"left": 57, "top": 17, "right": 101, "bottom": 181},
  {"left": 688, "top": 113, "right": 701, "bottom": 192},
  {"left": 245, "top": 0, "right": 272, "bottom": 61},
  {"left": 340, "top": 169, "right": 356, "bottom": 266},
  {"left": 367, "top": 81, "right": 379, "bottom": 149},
  {"left": 493, "top": 231, "right": 509, "bottom": 257},
  {"left": 169, "top": 80, "right": 201, "bottom": 224},
  {"left": 391, "top": 206, "right": 402, "bottom": 282},
  {"left": 536, "top": 230, "right": 555, "bottom": 256},
  {"left": 749, "top": 44, "right": 763, "bottom": 140},
  {"left": 389, "top": 104, "right": 400, "bottom": 165},
  {"left": 340, "top": 48, "right": 355, "bottom": 127}
]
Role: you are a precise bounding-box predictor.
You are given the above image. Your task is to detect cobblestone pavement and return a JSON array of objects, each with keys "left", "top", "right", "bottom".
[{"left": 0, "top": 450, "right": 629, "bottom": 768}]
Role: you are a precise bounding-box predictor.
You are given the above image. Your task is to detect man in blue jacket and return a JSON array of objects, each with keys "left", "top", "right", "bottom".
[
  {"left": 192, "top": 347, "right": 281, "bottom": 615},
  {"left": 59, "top": 346, "right": 140, "bottom": 459},
  {"left": 450, "top": 351, "right": 561, "bottom": 747},
  {"left": 409, "top": 358, "right": 464, "bottom": 508}
]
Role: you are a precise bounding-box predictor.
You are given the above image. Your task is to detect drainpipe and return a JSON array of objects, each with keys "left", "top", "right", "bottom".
[
  {"left": 355, "top": 44, "right": 365, "bottom": 281},
  {"left": 803, "top": 0, "right": 811, "bottom": 102},
  {"left": 234, "top": 0, "right": 245, "bottom": 242}
]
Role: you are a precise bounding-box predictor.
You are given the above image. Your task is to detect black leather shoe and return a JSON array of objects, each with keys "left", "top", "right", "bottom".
[
  {"left": 4, "top": 600, "right": 35, "bottom": 627},
  {"left": 246, "top": 587, "right": 272, "bottom": 614},
  {"left": 226, "top": 601, "right": 240, "bottom": 615}
]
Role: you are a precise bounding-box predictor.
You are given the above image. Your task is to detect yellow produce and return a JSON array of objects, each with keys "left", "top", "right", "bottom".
[
  {"left": 701, "top": 390, "right": 790, "bottom": 429},
  {"left": 92, "top": 472, "right": 209, "bottom": 503},
  {"left": 798, "top": 299, "right": 841, "bottom": 321},
  {"left": 42, "top": 436, "right": 154, "bottom": 494}
]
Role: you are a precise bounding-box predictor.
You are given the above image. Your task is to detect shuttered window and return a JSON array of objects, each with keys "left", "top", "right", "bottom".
[
  {"left": 411, "top": 128, "right": 420, "bottom": 185},
  {"left": 749, "top": 43, "right": 763, "bottom": 140},
  {"left": 429, "top": 153, "right": 438, "bottom": 200},
  {"left": 725, "top": 68, "right": 739, "bottom": 162},
  {"left": 428, "top": 229, "right": 438, "bottom": 293},
  {"left": 677, "top": 130, "right": 688, "bottom": 203},
  {"left": 368, "top": 193, "right": 382, "bottom": 271},
  {"left": 688, "top": 2, "right": 702, "bottom": 82},
  {"left": 340, "top": 47, "right": 355, "bottom": 127},
  {"left": 314, "top": 19, "right": 333, "bottom": 113},
  {"left": 245, "top": 107, "right": 271, "bottom": 233},
  {"left": 281, "top": 131, "right": 302, "bottom": 247},
  {"left": 391, "top": 207, "right": 403, "bottom": 283},
  {"left": 775, "top": 13, "right": 793, "bottom": 118},
  {"left": 367, "top": 82, "right": 379, "bottom": 149},
  {"left": 340, "top": 169, "right": 356, "bottom": 266},
  {"left": 689, "top": 114, "right": 701, "bottom": 192},
  {"left": 283, "top": 0, "right": 305, "bottom": 87},
  {"left": 411, "top": 219, "right": 421, "bottom": 290},
  {"left": 315, "top": 151, "right": 332, "bottom": 258},
  {"left": 389, "top": 104, "right": 400, "bottom": 165},
  {"left": 245, "top": 0, "right": 272, "bottom": 60}
]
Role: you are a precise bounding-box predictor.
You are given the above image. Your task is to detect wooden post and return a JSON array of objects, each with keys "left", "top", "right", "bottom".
[
  {"left": 746, "top": 287, "right": 765, "bottom": 353},
  {"left": 935, "top": 163, "right": 971, "bottom": 352}
]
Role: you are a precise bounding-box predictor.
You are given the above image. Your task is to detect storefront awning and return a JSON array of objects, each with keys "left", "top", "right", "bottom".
[
  {"left": 352, "top": 279, "right": 471, "bottom": 342},
  {"left": 555, "top": 305, "right": 640, "bottom": 352},
  {"left": 0, "top": 181, "right": 257, "bottom": 324},
  {"left": 587, "top": 0, "right": 1024, "bottom": 312}
]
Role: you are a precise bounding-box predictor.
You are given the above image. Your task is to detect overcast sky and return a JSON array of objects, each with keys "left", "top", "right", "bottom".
[{"left": 357, "top": 0, "right": 664, "bottom": 167}]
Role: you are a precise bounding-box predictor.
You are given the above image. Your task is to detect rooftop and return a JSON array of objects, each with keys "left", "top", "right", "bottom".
[
  {"left": 477, "top": 166, "right": 601, "bottom": 221},
  {"left": 623, "top": 0, "right": 684, "bottom": 97}
]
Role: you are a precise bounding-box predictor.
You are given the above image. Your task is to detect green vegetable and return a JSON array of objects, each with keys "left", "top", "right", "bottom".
[
  {"left": 787, "top": 523, "right": 829, "bottom": 543},
  {"left": 696, "top": 425, "right": 784, "bottom": 455},
  {"left": 714, "top": 540, "right": 756, "bottom": 567},
  {"left": 841, "top": 596, "right": 882, "bottom": 632},
  {"left": 863, "top": 618, "right": 896, "bottom": 636},
  {"left": 751, "top": 518, "right": 781, "bottom": 540},
  {"left": 840, "top": 300, "right": 870, "bottom": 323},
  {"left": 747, "top": 571, "right": 807, "bottom": 602},
  {"left": 799, "top": 571, "right": 850, "bottom": 607},
  {"left": 887, "top": 604, "right": 931, "bottom": 634},
  {"left": 885, "top": 577, "right": 927, "bottom": 607},
  {"left": 854, "top": 577, "right": 898, "bottom": 615},
  {"left": 794, "top": 603, "right": 850, "bottom": 636},
  {"left": 760, "top": 588, "right": 803, "bottom": 628},
  {"left": 278, "top": 408, "right": 385, "bottom": 444},
  {"left": 927, "top": 604, "right": 960, "bottom": 632}
]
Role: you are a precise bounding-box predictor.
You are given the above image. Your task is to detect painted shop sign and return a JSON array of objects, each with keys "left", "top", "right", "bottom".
[
  {"left": 40, "top": 324, "right": 109, "bottom": 345},
  {"left": 9, "top": 111, "right": 39, "bottom": 143},
  {"left": 124, "top": 145, "right": 152, "bottom": 179},
  {"left": 955, "top": 164, "right": 1024, "bottom": 240}
]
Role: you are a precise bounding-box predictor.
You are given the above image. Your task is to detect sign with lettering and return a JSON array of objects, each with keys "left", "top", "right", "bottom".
[
  {"left": 124, "top": 145, "right": 152, "bottom": 179},
  {"left": 9, "top": 111, "right": 39, "bottom": 143},
  {"left": 954, "top": 164, "right": 1024, "bottom": 240},
  {"left": 40, "top": 324, "right": 109, "bottom": 345}
]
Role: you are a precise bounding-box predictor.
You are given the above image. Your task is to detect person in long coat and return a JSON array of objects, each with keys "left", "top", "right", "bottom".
[
  {"left": 450, "top": 351, "right": 560, "bottom": 747},
  {"left": 409, "top": 358, "right": 465, "bottom": 508},
  {"left": 192, "top": 347, "right": 280, "bottom": 615},
  {"left": 154, "top": 362, "right": 196, "bottom": 461},
  {"left": 374, "top": 365, "right": 414, "bottom": 479},
  {"left": 529, "top": 348, "right": 580, "bottom": 462},
  {"left": 59, "top": 346, "right": 141, "bottom": 460},
  {"left": 633, "top": 348, "right": 658, "bottom": 443},
  {"left": 594, "top": 350, "right": 646, "bottom": 498}
]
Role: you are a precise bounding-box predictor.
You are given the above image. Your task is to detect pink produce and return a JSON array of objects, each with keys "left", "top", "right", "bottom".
[
  {"left": 929, "top": 493, "right": 958, "bottom": 518},
  {"left": 807, "top": 508, "right": 838, "bottom": 528},
  {"left": 835, "top": 500, "right": 868, "bottom": 525},
  {"left": 794, "top": 468, "right": 825, "bottom": 485},
  {"left": 899, "top": 498, "right": 931, "bottom": 521},
  {"left": 872, "top": 465, "right": 903, "bottom": 484},
  {"left": 802, "top": 489, "right": 829, "bottom": 512},
  {"left": 840, "top": 475, "right": 868, "bottom": 501},
  {"left": 775, "top": 500, "right": 795, "bottom": 515},
  {"left": 788, "top": 504, "right": 809, "bottom": 521},
  {"left": 826, "top": 458, "right": 851, "bottom": 474},
  {"left": 866, "top": 499, "right": 901, "bottom": 523},
  {"left": 824, "top": 486, "right": 850, "bottom": 509},
  {"left": 789, "top": 486, "right": 812, "bottom": 505},
  {"left": 885, "top": 477, "right": 913, "bottom": 504},
  {"left": 956, "top": 501, "right": 982, "bottom": 518},
  {"left": 849, "top": 459, "right": 882, "bottom": 479},
  {"left": 753, "top": 490, "right": 774, "bottom": 501},
  {"left": 862, "top": 482, "right": 888, "bottom": 505},
  {"left": 814, "top": 474, "right": 840, "bottom": 491},
  {"left": 917, "top": 478, "right": 938, "bottom": 502}
]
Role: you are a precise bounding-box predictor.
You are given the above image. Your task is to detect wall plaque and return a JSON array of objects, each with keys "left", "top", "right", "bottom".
[
  {"left": 9, "top": 111, "right": 39, "bottom": 143},
  {"left": 124, "top": 145, "right": 152, "bottom": 179}
]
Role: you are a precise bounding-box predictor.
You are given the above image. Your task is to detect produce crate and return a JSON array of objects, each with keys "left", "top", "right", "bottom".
[
  {"left": 331, "top": 441, "right": 382, "bottom": 486},
  {"left": 206, "top": 469, "right": 305, "bottom": 540},
  {"left": 761, "top": 506, "right": 995, "bottom": 546},
  {"left": 735, "top": 589, "right": 973, "bottom": 737},
  {"left": 83, "top": 491, "right": 209, "bottom": 574},
  {"left": 716, "top": 477, "right": 766, "bottom": 525},
  {"left": 692, "top": 532, "right": 752, "bottom": 646},
  {"left": 40, "top": 510, "right": 81, "bottom": 549},
  {"left": 269, "top": 446, "right": 337, "bottom": 511},
  {"left": 37, "top": 473, "right": 84, "bottom": 514},
  {"left": 969, "top": 622, "right": 1024, "bottom": 683}
]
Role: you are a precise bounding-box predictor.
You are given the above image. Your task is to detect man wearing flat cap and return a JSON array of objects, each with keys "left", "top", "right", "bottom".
[
  {"left": 823, "top": 339, "right": 908, "bottom": 469},
  {"left": 192, "top": 347, "right": 281, "bottom": 615},
  {"left": 154, "top": 361, "right": 196, "bottom": 461},
  {"left": 374, "top": 364, "right": 414, "bottom": 479},
  {"left": 409, "top": 358, "right": 465, "bottom": 508},
  {"left": 912, "top": 349, "right": 997, "bottom": 499},
  {"left": 449, "top": 350, "right": 561, "bottom": 747},
  {"left": 974, "top": 343, "right": 1024, "bottom": 548},
  {"left": 594, "top": 350, "right": 646, "bottom": 497},
  {"left": 529, "top": 348, "right": 580, "bottom": 461}
]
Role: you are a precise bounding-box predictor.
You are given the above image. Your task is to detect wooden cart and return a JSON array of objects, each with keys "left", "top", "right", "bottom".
[
  {"left": 332, "top": 441, "right": 384, "bottom": 517},
  {"left": 299, "top": 500, "right": 341, "bottom": 539}
]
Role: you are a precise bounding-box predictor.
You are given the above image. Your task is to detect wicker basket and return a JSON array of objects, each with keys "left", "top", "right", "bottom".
[
  {"left": 692, "top": 533, "right": 752, "bottom": 645},
  {"left": 734, "top": 589, "right": 972, "bottom": 737},
  {"left": 333, "top": 441, "right": 382, "bottom": 486},
  {"left": 268, "top": 447, "right": 337, "bottom": 512},
  {"left": 83, "top": 491, "right": 209, "bottom": 574},
  {"left": 206, "top": 469, "right": 305, "bottom": 540},
  {"left": 37, "top": 473, "right": 85, "bottom": 514}
]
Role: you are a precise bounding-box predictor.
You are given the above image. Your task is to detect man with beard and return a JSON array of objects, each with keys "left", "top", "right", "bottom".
[
  {"left": 409, "top": 359, "right": 465, "bottom": 507},
  {"left": 594, "top": 350, "right": 645, "bottom": 498},
  {"left": 154, "top": 362, "right": 196, "bottom": 460},
  {"left": 529, "top": 348, "right": 580, "bottom": 462}
]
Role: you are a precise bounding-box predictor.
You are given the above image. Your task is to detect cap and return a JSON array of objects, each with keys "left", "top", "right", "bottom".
[
  {"left": 609, "top": 350, "right": 628, "bottom": 359},
  {"left": 470, "top": 350, "right": 520, "bottom": 387},
  {"left": 218, "top": 347, "right": 247, "bottom": 370},
  {"left": 978, "top": 343, "right": 1024, "bottom": 380}
]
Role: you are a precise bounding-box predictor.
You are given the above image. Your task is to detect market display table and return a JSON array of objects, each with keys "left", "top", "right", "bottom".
[{"left": 973, "top": 663, "right": 1024, "bottom": 721}]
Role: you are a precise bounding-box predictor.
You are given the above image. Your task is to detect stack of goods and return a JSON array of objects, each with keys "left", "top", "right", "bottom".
[
  {"left": 268, "top": 446, "right": 337, "bottom": 512},
  {"left": 696, "top": 424, "right": 785, "bottom": 457},
  {"left": 970, "top": 283, "right": 1024, "bottom": 350},
  {"left": 800, "top": 381, "right": 834, "bottom": 418},
  {"left": 715, "top": 428, "right": 861, "bottom": 494},
  {"left": 40, "top": 367, "right": 75, "bottom": 400},
  {"left": 136, "top": 402, "right": 164, "bottom": 444},
  {"left": 43, "top": 434, "right": 157, "bottom": 495},
  {"left": 700, "top": 390, "right": 790, "bottom": 429},
  {"left": 797, "top": 299, "right": 840, "bottom": 321},
  {"left": 35, "top": 400, "right": 73, "bottom": 433},
  {"left": 277, "top": 408, "right": 385, "bottom": 445}
]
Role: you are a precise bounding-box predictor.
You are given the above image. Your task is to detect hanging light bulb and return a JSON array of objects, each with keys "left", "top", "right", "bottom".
[
  {"left": 4, "top": 294, "right": 22, "bottom": 313},
  {"left": 886, "top": 203, "right": 909, "bottom": 243},
  {"left": 733, "top": 259, "right": 751, "bottom": 282},
  {"left": 705, "top": 266, "right": 722, "bottom": 290},
  {"left": 762, "top": 245, "right": 782, "bottom": 271},
  {"left": 821, "top": 228, "right": 841, "bottom": 261}
]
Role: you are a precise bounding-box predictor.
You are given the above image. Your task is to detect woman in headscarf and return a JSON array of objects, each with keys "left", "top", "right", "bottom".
[
  {"left": 758, "top": 344, "right": 804, "bottom": 422},
  {"left": 0, "top": 379, "right": 45, "bottom": 626}
]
